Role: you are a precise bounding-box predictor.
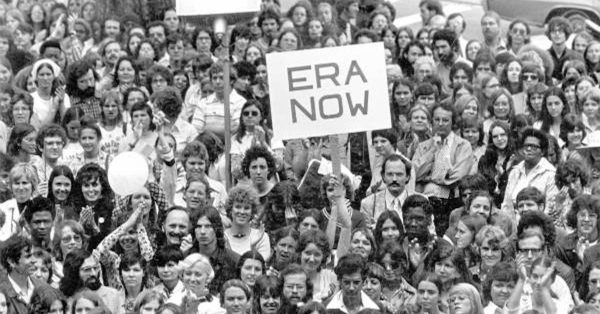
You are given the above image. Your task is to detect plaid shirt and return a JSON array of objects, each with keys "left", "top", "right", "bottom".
[{"left": 70, "top": 95, "right": 103, "bottom": 122}]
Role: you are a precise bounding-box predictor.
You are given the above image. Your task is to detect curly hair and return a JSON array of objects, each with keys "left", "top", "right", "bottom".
[
  {"left": 72, "top": 163, "right": 114, "bottom": 216},
  {"left": 296, "top": 208, "right": 324, "bottom": 231},
  {"left": 65, "top": 60, "right": 98, "bottom": 97},
  {"left": 225, "top": 185, "right": 260, "bottom": 219},
  {"left": 28, "top": 284, "right": 67, "bottom": 314},
  {"left": 279, "top": 263, "right": 312, "bottom": 303},
  {"left": 334, "top": 253, "right": 367, "bottom": 280},
  {"left": 145, "top": 64, "right": 173, "bottom": 95},
  {"left": 0, "top": 235, "right": 32, "bottom": 273},
  {"left": 241, "top": 145, "right": 276, "bottom": 179},
  {"left": 36, "top": 123, "right": 67, "bottom": 149},
  {"left": 475, "top": 224, "right": 507, "bottom": 249},
  {"left": 566, "top": 195, "right": 600, "bottom": 230},
  {"left": 375, "top": 240, "right": 409, "bottom": 275},
  {"left": 264, "top": 181, "right": 300, "bottom": 233},
  {"left": 556, "top": 159, "right": 590, "bottom": 189},
  {"left": 297, "top": 229, "right": 330, "bottom": 270},
  {"left": 152, "top": 86, "right": 183, "bottom": 120},
  {"left": 517, "top": 210, "right": 556, "bottom": 247}
]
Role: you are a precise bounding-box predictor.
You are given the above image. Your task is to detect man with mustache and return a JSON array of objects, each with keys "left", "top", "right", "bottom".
[
  {"left": 23, "top": 196, "right": 54, "bottom": 250},
  {"left": 65, "top": 60, "right": 102, "bottom": 122},
  {"left": 324, "top": 253, "right": 380, "bottom": 312},
  {"left": 59, "top": 248, "right": 122, "bottom": 314},
  {"left": 162, "top": 206, "right": 191, "bottom": 248},
  {"left": 361, "top": 152, "right": 412, "bottom": 227},
  {"left": 279, "top": 263, "right": 311, "bottom": 313},
  {"left": 432, "top": 29, "right": 471, "bottom": 95}
]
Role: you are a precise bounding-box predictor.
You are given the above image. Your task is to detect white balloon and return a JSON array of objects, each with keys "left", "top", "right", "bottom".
[{"left": 108, "top": 152, "right": 149, "bottom": 196}]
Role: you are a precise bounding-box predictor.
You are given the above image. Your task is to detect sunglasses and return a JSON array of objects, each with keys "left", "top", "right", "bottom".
[
  {"left": 243, "top": 111, "right": 260, "bottom": 117},
  {"left": 522, "top": 74, "right": 538, "bottom": 80}
]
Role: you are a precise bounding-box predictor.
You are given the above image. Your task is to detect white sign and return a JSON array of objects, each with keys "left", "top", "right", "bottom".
[
  {"left": 267, "top": 43, "right": 391, "bottom": 140},
  {"left": 176, "top": 0, "right": 260, "bottom": 16}
]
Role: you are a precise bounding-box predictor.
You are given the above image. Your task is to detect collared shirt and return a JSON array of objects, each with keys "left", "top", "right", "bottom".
[
  {"left": 8, "top": 275, "right": 34, "bottom": 304},
  {"left": 326, "top": 291, "right": 380, "bottom": 313},
  {"left": 191, "top": 90, "right": 246, "bottom": 139},
  {"left": 384, "top": 188, "right": 408, "bottom": 222},
  {"left": 413, "top": 132, "right": 474, "bottom": 199},
  {"left": 501, "top": 157, "right": 558, "bottom": 216},
  {"left": 166, "top": 118, "right": 199, "bottom": 157}
]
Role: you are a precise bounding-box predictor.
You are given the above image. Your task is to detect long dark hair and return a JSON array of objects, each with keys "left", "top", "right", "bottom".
[
  {"left": 72, "top": 163, "right": 114, "bottom": 214},
  {"left": 119, "top": 252, "right": 148, "bottom": 294},
  {"left": 425, "top": 243, "right": 475, "bottom": 289},
  {"left": 540, "top": 87, "right": 570, "bottom": 133},
  {"left": 47, "top": 165, "right": 78, "bottom": 207},
  {"left": 374, "top": 210, "right": 404, "bottom": 245},
  {"left": 6, "top": 123, "right": 37, "bottom": 158},
  {"left": 59, "top": 249, "right": 90, "bottom": 297},
  {"left": 190, "top": 206, "right": 226, "bottom": 251},
  {"left": 253, "top": 275, "right": 282, "bottom": 313},
  {"left": 235, "top": 100, "right": 272, "bottom": 145}
]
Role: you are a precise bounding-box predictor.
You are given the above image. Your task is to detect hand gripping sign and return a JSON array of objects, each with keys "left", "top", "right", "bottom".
[{"left": 267, "top": 42, "right": 392, "bottom": 140}]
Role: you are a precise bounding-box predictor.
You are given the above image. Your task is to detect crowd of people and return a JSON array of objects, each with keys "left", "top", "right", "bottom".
[{"left": 2, "top": 0, "right": 600, "bottom": 313}]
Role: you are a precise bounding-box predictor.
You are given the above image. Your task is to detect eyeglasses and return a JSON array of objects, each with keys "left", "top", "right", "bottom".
[
  {"left": 518, "top": 248, "right": 543, "bottom": 255},
  {"left": 511, "top": 28, "right": 526, "bottom": 35},
  {"left": 522, "top": 143, "right": 541, "bottom": 150},
  {"left": 522, "top": 74, "right": 538, "bottom": 81},
  {"left": 577, "top": 212, "right": 598, "bottom": 220},
  {"left": 243, "top": 111, "right": 260, "bottom": 117},
  {"left": 61, "top": 234, "right": 82, "bottom": 244}
]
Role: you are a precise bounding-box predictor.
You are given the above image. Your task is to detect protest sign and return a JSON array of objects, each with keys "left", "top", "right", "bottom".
[
  {"left": 267, "top": 42, "right": 391, "bottom": 140},
  {"left": 175, "top": 0, "right": 260, "bottom": 16}
]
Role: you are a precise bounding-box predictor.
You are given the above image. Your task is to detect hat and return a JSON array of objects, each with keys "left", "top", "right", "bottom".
[
  {"left": 579, "top": 131, "right": 600, "bottom": 150},
  {"left": 31, "top": 58, "right": 61, "bottom": 77}
]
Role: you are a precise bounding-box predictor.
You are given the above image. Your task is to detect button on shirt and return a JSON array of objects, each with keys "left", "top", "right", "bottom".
[{"left": 191, "top": 90, "right": 246, "bottom": 139}]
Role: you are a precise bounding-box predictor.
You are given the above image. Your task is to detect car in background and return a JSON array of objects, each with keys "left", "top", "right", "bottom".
[{"left": 481, "top": 0, "right": 600, "bottom": 33}]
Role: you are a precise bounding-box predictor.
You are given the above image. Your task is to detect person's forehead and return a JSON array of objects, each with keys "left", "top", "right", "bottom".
[
  {"left": 284, "top": 273, "right": 306, "bottom": 283},
  {"left": 166, "top": 209, "right": 189, "bottom": 223},
  {"left": 80, "top": 256, "right": 98, "bottom": 268},
  {"left": 341, "top": 272, "right": 363, "bottom": 280},
  {"left": 149, "top": 26, "right": 165, "bottom": 34},
  {"left": 384, "top": 159, "right": 407, "bottom": 172},
  {"left": 406, "top": 206, "right": 425, "bottom": 216}
]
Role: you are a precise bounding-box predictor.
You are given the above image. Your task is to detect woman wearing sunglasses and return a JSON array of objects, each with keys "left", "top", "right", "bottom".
[{"left": 231, "top": 100, "right": 283, "bottom": 178}]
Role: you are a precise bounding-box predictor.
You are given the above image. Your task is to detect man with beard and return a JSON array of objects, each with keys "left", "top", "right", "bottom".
[
  {"left": 255, "top": 9, "right": 280, "bottom": 51},
  {"left": 98, "top": 40, "right": 122, "bottom": 79},
  {"left": 325, "top": 253, "right": 380, "bottom": 312},
  {"left": 0, "top": 235, "right": 36, "bottom": 313},
  {"left": 432, "top": 29, "right": 470, "bottom": 94},
  {"left": 65, "top": 60, "right": 102, "bottom": 121},
  {"left": 147, "top": 21, "right": 169, "bottom": 65},
  {"left": 481, "top": 11, "right": 506, "bottom": 55},
  {"left": 280, "top": 264, "right": 312, "bottom": 313},
  {"left": 361, "top": 153, "right": 412, "bottom": 226},
  {"left": 59, "top": 249, "right": 122, "bottom": 314},
  {"left": 23, "top": 196, "right": 54, "bottom": 249}
]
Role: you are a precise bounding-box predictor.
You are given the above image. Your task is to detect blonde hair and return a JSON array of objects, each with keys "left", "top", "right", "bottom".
[
  {"left": 449, "top": 283, "right": 484, "bottom": 314},
  {"left": 178, "top": 253, "right": 214, "bottom": 283},
  {"left": 10, "top": 162, "right": 38, "bottom": 192}
]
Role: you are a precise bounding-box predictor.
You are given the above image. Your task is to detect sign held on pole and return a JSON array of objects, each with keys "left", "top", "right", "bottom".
[{"left": 267, "top": 43, "right": 391, "bottom": 140}]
